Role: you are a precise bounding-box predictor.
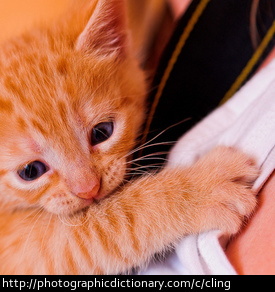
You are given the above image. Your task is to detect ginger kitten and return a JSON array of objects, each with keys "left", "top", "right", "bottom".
[{"left": 0, "top": 0, "right": 258, "bottom": 274}]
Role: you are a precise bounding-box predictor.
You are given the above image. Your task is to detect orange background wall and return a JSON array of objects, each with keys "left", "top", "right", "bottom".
[{"left": 0, "top": 0, "right": 68, "bottom": 41}]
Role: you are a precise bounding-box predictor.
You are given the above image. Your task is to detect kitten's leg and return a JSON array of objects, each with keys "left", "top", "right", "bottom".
[{"left": 76, "top": 146, "right": 258, "bottom": 274}]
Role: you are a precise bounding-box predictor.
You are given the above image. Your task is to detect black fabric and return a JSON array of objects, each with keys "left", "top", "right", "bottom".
[{"left": 137, "top": 0, "right": 275, "bottom": 167}]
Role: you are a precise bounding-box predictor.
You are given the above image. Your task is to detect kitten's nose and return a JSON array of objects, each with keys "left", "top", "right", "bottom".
[
  {"left": 75, "top": 181, "right": 100, "bottom": 200},
  {"left": 65, "top": 164, "right": 100, "bottom": 200}
]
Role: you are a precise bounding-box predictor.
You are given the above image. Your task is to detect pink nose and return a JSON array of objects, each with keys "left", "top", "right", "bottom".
[
  {"left": 75, "top": 182, "right": 100, "bottom": 200},
  {"left": 65, "top": 166, "right": 100, "bottom": 200}
]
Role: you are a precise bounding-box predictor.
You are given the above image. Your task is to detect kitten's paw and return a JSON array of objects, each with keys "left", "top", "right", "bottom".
[
  {"left": 196, "top": 146, "right": 258, "bottom": 184},
  {"left": 195, "top": 146, "right": 260, "bottom": 235}
]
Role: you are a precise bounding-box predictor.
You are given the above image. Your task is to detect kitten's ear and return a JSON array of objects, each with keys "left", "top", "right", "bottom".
[{"left": 75, "top": 0, "right": 129, "bottom": 58}]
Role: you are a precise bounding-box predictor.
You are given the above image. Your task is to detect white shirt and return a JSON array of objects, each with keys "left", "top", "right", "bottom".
[{"left": 141, "top": 58, "right": 275, "bottom": 275}]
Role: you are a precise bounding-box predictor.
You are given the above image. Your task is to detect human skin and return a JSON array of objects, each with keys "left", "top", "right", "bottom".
[
  {"left": 226, "top": 171, "right": 275, "bottom": 275},
  {"left": 169, "top": 0, "right": 191, "bottom": 19}
]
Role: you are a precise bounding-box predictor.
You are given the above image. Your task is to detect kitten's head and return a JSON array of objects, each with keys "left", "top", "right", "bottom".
[{"left": 0, "top": 0, "right": 146, "bottom": 215}]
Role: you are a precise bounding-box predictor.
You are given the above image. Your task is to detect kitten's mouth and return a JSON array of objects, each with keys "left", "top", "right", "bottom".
[{"left": 93, "top": 192, "right": 106, "bottom": 201}]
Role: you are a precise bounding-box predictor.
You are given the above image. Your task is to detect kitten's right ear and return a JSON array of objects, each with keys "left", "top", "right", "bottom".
[{"left": 75, "top": 0, "right": 129, "bottom": 58}]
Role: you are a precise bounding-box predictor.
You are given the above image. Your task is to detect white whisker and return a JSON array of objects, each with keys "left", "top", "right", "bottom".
[
  {"left": 126, "top": 153, "right": 170, "bottom": 165},
  {"left": 123, "top": 118, "right": 190, "bottom": 159}
]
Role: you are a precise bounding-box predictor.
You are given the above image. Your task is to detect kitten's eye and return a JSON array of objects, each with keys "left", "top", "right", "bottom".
[
  {"left": 17, "top": 161, "right": 48, "bottom": 181},
  {"left": 91, "top": 122, "right": 114, "bottom": 146}
]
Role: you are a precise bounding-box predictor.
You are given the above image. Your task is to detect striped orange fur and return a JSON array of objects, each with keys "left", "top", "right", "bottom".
[{"left": 0, "top": 0, "right": 258, "bottom": 274}]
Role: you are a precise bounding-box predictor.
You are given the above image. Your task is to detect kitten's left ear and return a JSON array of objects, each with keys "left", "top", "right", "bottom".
[{"left": 75, "top": 0, "right": 129, "bottom": 58}]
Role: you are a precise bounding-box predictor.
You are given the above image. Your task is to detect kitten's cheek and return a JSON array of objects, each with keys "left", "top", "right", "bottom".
[{"left": 94, "top": 172, "right": 126, "bottom": 201}]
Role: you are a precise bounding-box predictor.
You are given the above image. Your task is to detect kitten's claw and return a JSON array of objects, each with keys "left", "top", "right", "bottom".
[{"left": 193, "top": 146, "right": 259, "bottom": 235}]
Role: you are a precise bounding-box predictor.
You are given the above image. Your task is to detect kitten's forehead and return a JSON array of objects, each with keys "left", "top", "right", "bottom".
[
  {"left": 0, "top": 37, "right": 120, "bottom": 116},
  {"left": 0, "top": 53, "right": 123, "bottom": 161}
]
